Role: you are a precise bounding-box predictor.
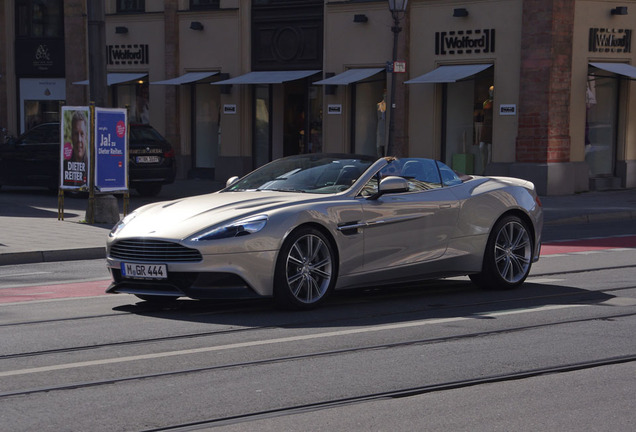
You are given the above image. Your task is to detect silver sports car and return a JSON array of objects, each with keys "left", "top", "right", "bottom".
[{"left": 106, "top": 154, "right": 543, "bottom": 309}]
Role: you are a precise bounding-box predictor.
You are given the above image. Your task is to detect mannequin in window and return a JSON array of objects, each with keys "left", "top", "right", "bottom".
[
  {"left": 376, "top": 91, "right": 387, "bottom": 157},
  {"left": 479, "top": 85, "right": 494, "bottom": 174},
  {"left": 585, "top": 79, "right": 596, "bottom": 149}
]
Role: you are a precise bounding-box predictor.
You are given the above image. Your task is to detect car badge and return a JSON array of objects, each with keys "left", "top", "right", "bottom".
[{"left": 146, "top": 147, "right": 150, "bottom": 152}]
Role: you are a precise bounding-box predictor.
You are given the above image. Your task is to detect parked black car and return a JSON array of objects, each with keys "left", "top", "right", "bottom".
[
  {"left": 0, "top": 122, "right": 176, "bottom": 196},
  {"left": 127, "top": 123, "right": 177, "bottom": 196}
]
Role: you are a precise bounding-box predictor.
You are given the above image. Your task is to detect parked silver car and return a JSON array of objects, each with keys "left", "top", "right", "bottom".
[{"left": 106, "top": 154, "right": 543, "bottom": 309}]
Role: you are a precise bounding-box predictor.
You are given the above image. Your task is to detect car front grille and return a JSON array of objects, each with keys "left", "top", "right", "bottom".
[{"left": 109, "top": 239, "right": 202, "bottom": 262}]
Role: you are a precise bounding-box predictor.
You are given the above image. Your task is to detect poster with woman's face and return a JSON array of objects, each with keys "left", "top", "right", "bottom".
[{"left": 60, "top": 106, "right": 90, "bottom": 189}]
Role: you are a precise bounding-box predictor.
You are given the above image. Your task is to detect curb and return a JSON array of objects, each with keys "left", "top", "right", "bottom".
[
  {"left": 0, "top": 247, "right": 105, "bottom": 266},
  {"left": 544, "top": 210, "right": 636, "bottom": 226}
]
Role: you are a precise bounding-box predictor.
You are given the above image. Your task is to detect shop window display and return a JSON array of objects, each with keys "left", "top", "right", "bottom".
[
  {"left": 354, "top": 79, "right": 386, "bottom": 157},
  {"left": 115, "top": 81, "right": 150, "bottom": 124},
  {"left": 444, "top": 68, "right": 494, "bottom": 175},
  {"left": 585, "top": 69, "right": 618, "bottom": 177}
]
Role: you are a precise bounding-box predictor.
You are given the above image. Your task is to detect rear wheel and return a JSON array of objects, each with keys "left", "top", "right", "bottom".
[
  {"left": 470, "top": 215, "right": 533, "bottom": 290},
  {"left": 274, "top": 227, "right": 337, "bottom": 310}
]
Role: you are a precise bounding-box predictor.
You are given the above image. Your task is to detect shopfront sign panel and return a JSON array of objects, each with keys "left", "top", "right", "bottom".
[
  {"left": 107, "top": 44, "right": 150, "bottom": 65},
  {"left": 435, "top": 29, "right": 496, "bottom": 55},
  {"left": 15, "top": 39, "right": 65, "bottom": 76},
  {"left": 589, "top": 28, "right": 632, "bottom": 53},
  {"left": 499, "top": 104, "right": 516, "bottom": 116},
  {"left": 327, "top": 104, "right": 342, "bottom": 115}
]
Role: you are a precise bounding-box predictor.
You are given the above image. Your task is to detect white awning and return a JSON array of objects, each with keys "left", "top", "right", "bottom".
[
  {"left": 313, "top": 68, "right": 385, "bottom": 85},
  {"left": 406, "top": 64, "right": 492, "bottom": 84},
  {"left": 73, "top": 73, "right": 148, "bottom": 86},
  {"left": 212, "top": 70, "right": 321, "bottom": 85},
  {"left": 150, "top": 71, "right": 219, "bottom": 85},
  {"left": 590, "top": 62, "right": 636, "bottom": 79}
]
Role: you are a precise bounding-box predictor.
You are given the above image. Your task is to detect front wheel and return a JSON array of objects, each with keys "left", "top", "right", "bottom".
[
  {"left": 470, "top": 215, "right": 533, "bottom": 290},
  {"left": 274, "top": 227, "right": 337, "bottom": 310}
]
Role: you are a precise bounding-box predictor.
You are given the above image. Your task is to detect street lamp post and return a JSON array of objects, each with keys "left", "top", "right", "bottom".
[{"left": 386, "top": 0, "right": 408, "bottom": 157}]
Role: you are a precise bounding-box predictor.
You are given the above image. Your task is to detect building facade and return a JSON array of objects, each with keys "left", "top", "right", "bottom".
[{"left": 1, "top": 0, "right": 635, "bottom": 195}]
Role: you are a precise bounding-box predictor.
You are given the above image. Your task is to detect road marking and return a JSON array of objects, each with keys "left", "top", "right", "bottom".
[
  {"left": 526, "top": 278, "right": 564, "bottom": 284},
  {"left": 0, "top": 272, "right": 51, "bottom": 278},
  {"left": 0, "top": 303, "right": 585, "bottom": 378}
]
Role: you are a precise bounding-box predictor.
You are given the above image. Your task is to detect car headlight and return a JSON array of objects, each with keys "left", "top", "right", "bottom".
[
  {"left": 109, "top": 211, "right": 138, "bottom": 237},
  {"left": 192, "top": 215, "right": 268, "bottom": 241}
]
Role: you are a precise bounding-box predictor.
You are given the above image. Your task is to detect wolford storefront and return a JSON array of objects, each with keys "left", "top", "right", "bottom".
[
  {"left": 405, "top": 0, "right": 636, "bottom": 194},
  {"left": 405, "top": 1, "right": 521, "bottom": 182}
]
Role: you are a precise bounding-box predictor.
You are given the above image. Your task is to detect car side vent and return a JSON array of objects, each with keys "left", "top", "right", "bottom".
[{"left": 109, "top": 239, "right": 202, "bottom": 262}]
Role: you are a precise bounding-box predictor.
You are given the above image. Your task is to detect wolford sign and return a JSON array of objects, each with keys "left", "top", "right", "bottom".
[
  {"left": 108, "top": 44, "right": 150, "bottom": 65},
  {"left": 589, "top": 28, "right": 632, "bottom": 53},
  {"left": 435, "top": 29, "right": 496, "bottom": 55}
]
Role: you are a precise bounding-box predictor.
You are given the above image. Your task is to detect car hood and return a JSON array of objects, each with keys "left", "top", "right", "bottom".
[{"left": 117, "top": 191, "right": 320, "bottom": 239}]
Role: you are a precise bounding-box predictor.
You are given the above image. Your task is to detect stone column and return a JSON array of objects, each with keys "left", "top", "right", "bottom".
[
  {"left": 515, "top": 0, "right": 577, "bottom": 195},
  {"left": 64, "top": 1, "right": 89, "bottom": 106}
]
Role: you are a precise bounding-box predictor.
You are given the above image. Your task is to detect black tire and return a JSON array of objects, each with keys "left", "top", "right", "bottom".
[
  {"left": 470, "top": 215, "right": 533, "bottom": 290},
  {"left": 135, "top": 294, "right": 179, "bottom": 303},
  {"left": 274, "top": 227, "right": 337, "bottom": 310},
  {"left": 136, "top": 183, "right": 162, "bottom": 197}
]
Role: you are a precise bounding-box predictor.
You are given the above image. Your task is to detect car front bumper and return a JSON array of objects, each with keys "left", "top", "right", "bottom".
[{"left": 106, "top": 249, "right": 278, "bottom": 299}]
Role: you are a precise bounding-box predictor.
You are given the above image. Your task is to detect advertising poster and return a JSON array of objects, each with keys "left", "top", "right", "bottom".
[
  {"left": 95, "top": 108, "right": 128, "bottom": 192},
  {"left": 60, "top": 106, "right": 90, "bottom": 190}
]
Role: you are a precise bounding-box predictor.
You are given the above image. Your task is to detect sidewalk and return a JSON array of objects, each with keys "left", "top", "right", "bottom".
[
  {"left": 1, "top": 181, "right": 635, "bottom": 266},
  {"left": 0, "top": 178, "right": 222, "bottom": 266}
]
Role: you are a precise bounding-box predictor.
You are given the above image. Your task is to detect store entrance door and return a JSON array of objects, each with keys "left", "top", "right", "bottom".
[
  {"left": 284, "top": 81, "right": 306, "bottom": 156},
  {"left": 442, "top": 67, "right": 494, "bottom": 175},
  {"left": 283, "top": 79, "right": 322, "bottom": 156}
]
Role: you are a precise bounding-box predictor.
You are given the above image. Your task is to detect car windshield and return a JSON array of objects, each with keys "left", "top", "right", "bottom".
[
  {"left": 225, "top": 154, "right": 376, "bottom": 194},
  {"left": 129, "top": 125, "right": 166, "bottom": 145}
]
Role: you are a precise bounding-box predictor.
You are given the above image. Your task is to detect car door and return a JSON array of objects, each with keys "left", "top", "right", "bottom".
[{"left": 360, "top": 159, "right": 460, "bottom": 275}]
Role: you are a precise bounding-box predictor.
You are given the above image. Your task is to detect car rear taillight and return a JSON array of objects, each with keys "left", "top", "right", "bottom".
[
  {"left": 535, "top": 195, "right": 542, "bottom": 207},
  {"left": 164, "top": 149, "right": 175, "bottom": 158}
]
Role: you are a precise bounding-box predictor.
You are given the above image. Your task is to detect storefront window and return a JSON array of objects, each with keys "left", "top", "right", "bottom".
[
  {"left": 443, "top": 68, "right": 494, "bottom": 175},
  {"left": 254, "top": 85, "right": 271, "bottom": 169},
  {"left": 190, "top": 0, "right": 220, "bottom": 9},
  {"left": 354, "top": 79, "right": 386, "bottom": 157},
  {"left": 193, "top": 83, "right": 219, "bottom": 169},
  {"left": 117, "top": 0, "right": 145, "bottom": 13},
  {"left": 115, "top": 81, "right": 149, "bottom": 124},
  {"left": 585, "top": 67, "right": 618, "bottom": 177},
  {"left": 24, "top": 100, "right": 59, "bottom": 130},
  {"left": 19, "top": 78, "right": 65, "bottom": 133},
  {"left": 16, "top": 0, "right": 64, "bottom": 38},
  {"left": 307, "top": 85, "right": 323, "bottom": 153}
]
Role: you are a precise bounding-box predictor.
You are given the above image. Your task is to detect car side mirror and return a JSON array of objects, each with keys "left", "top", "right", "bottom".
[
  {"left": 226, "top": 176, "right": 240, "bottom": 188},
  {"left": 367, "top": 176, "right": 409, "bottom": 200}
]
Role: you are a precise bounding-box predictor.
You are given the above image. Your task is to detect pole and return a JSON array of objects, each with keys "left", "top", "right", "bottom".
[
  {"left": 387, "top": 17, "right": 401, "bottom": 157},
  {"left": 86, "top": 0, "right": 107, "bottom": 107}
]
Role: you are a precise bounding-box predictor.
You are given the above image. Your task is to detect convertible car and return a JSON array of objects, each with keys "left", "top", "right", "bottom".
[{"left": 106, "top": 154, "right": 543, "bottom": 309}]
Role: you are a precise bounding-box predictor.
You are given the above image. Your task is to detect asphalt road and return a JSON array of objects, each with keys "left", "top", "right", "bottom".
[{"left": 1, "top": 222, "right": 635, "bottom": 431}]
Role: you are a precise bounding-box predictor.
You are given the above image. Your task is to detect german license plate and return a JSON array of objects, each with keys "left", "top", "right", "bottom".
[
  {"left": 136, "top": 156, "right": 160, "bottom": 163},
  {"left": 121, "top": 263, "right": 167, "bottom": 279}
]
